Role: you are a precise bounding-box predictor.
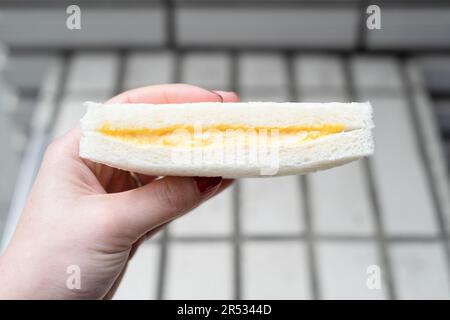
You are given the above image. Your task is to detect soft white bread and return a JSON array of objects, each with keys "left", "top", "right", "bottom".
[{"left": 80, "top": 101, "right": 374, "bottom": 178}]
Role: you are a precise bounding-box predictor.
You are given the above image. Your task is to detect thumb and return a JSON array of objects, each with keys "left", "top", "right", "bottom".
[{"left": 104, "top": 176, "right": 223, "bottom": 238}]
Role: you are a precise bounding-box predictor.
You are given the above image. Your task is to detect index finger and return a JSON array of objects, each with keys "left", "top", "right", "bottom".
[
  {"left": 106, "top": 83, "right": 239, "bottom": 104},
  {"left": 105, "top": 83, "right": 239, "bottom": 186}
]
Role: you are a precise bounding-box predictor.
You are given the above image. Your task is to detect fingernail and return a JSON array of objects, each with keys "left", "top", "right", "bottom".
[
  {"left": 207, "top": 90, "right": 224, "bottom": 103},
  {"left": 194, "top": 176, "right": 223, "bottom": 194},
  {"left": 214, "top": 90, "right": 237, "bottom": 97}
]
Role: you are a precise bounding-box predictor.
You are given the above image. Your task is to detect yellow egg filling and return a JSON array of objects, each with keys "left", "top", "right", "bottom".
[{"left": 97, "top": 123, "right": 345, "bottom": 148}]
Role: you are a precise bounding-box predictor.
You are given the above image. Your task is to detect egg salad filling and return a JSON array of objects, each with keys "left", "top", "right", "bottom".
[{"left": 97, "top": 123, "right": 345, "bottom": 148}]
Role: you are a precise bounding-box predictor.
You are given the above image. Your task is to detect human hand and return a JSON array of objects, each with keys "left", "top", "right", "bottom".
[{"left": 0, "top": 84, "right": 239, "bottom": 299}]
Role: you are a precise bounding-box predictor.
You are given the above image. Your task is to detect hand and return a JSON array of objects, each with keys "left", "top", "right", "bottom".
[{"left": 0, "top": 84, "right": 239, "bottom": 299}]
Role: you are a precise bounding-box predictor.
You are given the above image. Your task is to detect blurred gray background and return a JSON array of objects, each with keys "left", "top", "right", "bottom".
[{"left": 1, "top": 0, "right": 450, "bottom": 299}]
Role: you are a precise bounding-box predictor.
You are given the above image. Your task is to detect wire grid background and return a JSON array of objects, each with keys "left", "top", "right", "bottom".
[
  {"left": 1, "top": 0, "right": 450, "bottom": 300},
  {"left": 1, "top": 49, "right": 449, "bottom": 299}
]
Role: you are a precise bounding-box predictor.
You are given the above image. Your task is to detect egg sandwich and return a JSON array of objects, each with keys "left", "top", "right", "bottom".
[{"left": 80, "top": 101, "right": 374, "bottom": 177}]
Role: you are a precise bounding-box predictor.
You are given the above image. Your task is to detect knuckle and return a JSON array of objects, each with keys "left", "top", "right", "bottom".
[
  {"left": 95, "top": 203, "right": 124, "bottom": 236},
  {"left": 156, "top": 179, "right": 198, "bottom": 215},
  {"left": 43, "top": 139, "right": 63, "bottom": 161},
  {"left": 43, "top": 141, "right": 57, "bottom": 158}
]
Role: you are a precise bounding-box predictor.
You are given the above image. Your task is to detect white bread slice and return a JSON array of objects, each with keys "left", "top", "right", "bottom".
[{"left": 80, "top": 101, "right": 374, "bottom": 178}]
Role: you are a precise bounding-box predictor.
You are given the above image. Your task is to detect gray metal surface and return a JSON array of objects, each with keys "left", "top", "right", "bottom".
[{"left": 1, "top": 1, "right": 450, "bottom": 50}]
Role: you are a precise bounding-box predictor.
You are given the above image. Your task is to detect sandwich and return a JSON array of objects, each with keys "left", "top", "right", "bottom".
[{"left": 79, "top": 101, "right": 374, "bottom": 178}]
